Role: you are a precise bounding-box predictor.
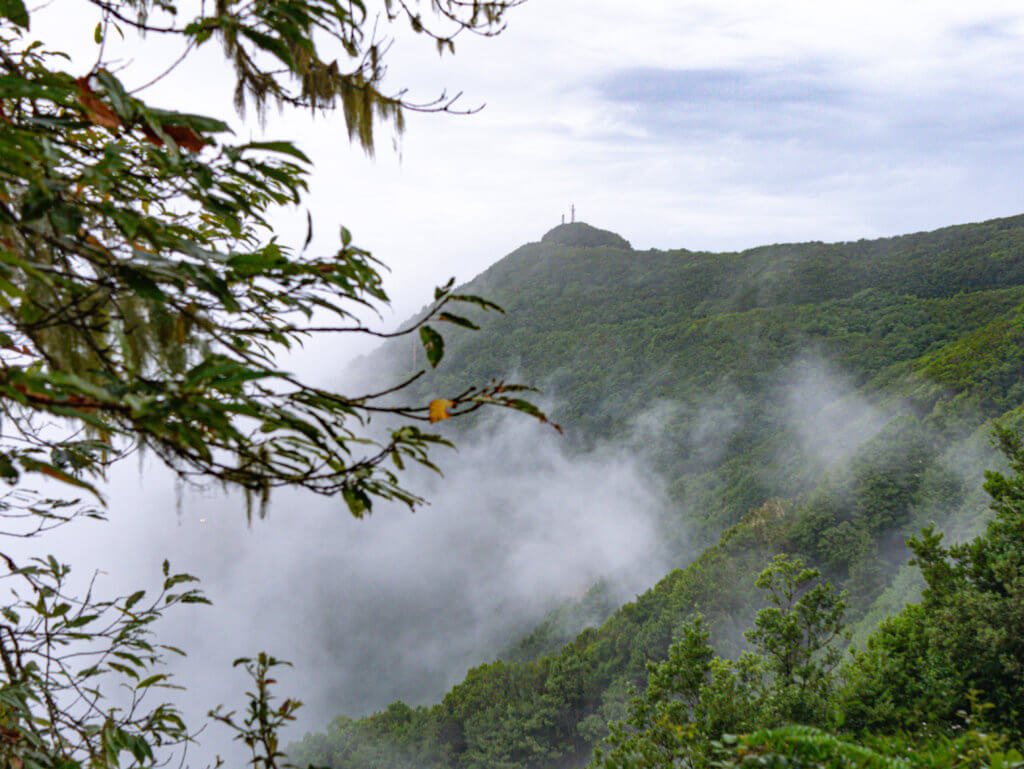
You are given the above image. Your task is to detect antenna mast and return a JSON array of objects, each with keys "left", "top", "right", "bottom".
[{"left": 571, "top": 203, "right": 575, "bottom": 223}]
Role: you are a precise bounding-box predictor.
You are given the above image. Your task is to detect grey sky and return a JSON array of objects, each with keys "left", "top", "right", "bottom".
[
  {"left": 21, "top": 0, "right": 1024, "bottom": 743},
  {"left": 35, "top": 1, "right": 1024, "bottom": 347}
]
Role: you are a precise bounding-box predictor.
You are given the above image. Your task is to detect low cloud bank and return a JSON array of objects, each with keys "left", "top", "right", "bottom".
[{"left": 26, "top": 409, "right": 672, "bottom": 759}]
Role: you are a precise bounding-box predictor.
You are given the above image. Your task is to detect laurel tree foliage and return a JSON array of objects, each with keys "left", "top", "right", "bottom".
[
  {"left": 0, "top": 2, "right": 539, "bottom": 768},
  {"left": 0, "top": 0, "right": 542, "bottom": 517}
]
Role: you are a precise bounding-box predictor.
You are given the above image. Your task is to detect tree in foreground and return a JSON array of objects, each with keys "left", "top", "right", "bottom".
[
  {"left": 592, "top": 422, "right": 1024, "bottom": 769},
  {"left": 591, "top": 555, "right": 847, "bottom": 769},
  {"left": 0, "top": 0, "right": 544, "bottom": 515},
  {"left": 0, "top": 1, "right": 540, "bottom": 767},
  {"left": 840, "top": 424, "right": 1024, "bottom": 739}
]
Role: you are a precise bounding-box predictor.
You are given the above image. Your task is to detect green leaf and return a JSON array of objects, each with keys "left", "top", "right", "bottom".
[
  {"left": 148, "top": 106, "right": 231, "bottom": 134},
  {"left": 242, "top": 141, "right": 311, "bottom": 163},
  {"left": 138, "top": 674, "right": 168, "bottom": 689},
  {"left": 163, "top": 573, "right": 198, "bottom": 589},
  {"left": 228, "top": 250, "right": 283, "bottom": 276},
  {"left": 342, "top": 486, "right": 370, "bottom": 517},
  {"left": 437, "top": 312, "right": 478, "bottom": 330},
  {"left": 107, "top": 661, "right": 139, "bottom": 679},
  {"left": 451, "top": 293, "right": 504, "bottom": 313},
  {"left": 48, "top": 202, "right": 84, "bottom": 234},
  {"left": 0, "top": 451, "right": 17, "bottom": 481},
  {"left": 433, "top": 278, "right": 455, "bottom": 301},
  {"left": 419, "top": 326, "right": 444, "bottom": 368},
  {"left": 0, "top": 0, "right": 28, "bottom": 28},
  {"left": 94, "top": 69, "right": 134, "bottom": 122},
  {"left": 238, "top": 27, "right": 295, "bottom": 67},
  {"left": 94, "top": 22, "right": 103, "bottom": 43}
]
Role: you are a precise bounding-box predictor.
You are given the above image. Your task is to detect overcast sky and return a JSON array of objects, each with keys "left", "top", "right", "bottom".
[
  {"left": 36, "top": 0, "right": 1024, "bottom": 343},
  {"left": 21, "top": 1, "right": 1024, "bottom": 740}
]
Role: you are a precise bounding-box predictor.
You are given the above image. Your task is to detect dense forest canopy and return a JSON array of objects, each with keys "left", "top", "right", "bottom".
[
  {"left": 4, "top": 1, "right": 1024, "bottom": 768},
  {"left": 294, "top": 215, "right": 1024, "bottom": 769}
]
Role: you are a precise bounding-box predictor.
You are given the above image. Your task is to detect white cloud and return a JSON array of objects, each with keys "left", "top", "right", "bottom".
[
  {"left": 17, "top": 2, "right": 1024, "bottom": 755},
  {"left": 22, "top": 412, "right": 672, "bottom": 763},
  {"left": 31, "top": 1, "right": 1024, "bottom": 322}
]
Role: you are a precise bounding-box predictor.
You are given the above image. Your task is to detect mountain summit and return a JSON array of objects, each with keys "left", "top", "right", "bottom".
[
  {"left": 540, "top": 221, "right": 631, "bottom": 249},
  {"left": 302, "top": 213, "right": 1024, "bottom": 769}
]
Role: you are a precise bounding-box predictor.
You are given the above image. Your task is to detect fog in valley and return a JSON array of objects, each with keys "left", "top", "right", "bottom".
[
  {"left": 8, "top": 319, "right": 1002, "bottom": 769},
  {"left": 9, "top": 339, "right": 1008, "bottom": 767},
  {"left": 22, "top": 403, "right": 674, "bottom": 752}
]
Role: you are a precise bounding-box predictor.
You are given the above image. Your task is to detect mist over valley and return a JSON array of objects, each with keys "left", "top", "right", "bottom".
[
  {"left": 44, "top": 215, "right": 1021, "bottom": 763},
  {"left": 8, "top": 211, "right": 1024, "bottom": 769},
  {"left": 9, "top": 3, "right": 1024, "bottom": 769}
]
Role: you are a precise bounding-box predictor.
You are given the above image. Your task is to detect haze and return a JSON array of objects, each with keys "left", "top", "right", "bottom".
[{"left": 16, "top": 0, "right": 1024, "bottom": 760}]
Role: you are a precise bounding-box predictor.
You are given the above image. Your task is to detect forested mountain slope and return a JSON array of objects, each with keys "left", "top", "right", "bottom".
[
  {"left": 294, "top": 215, "right": 1024, "bottom": 769},
  {"left": 381, "top": 216, "right": 1024, "bottom": 538}
]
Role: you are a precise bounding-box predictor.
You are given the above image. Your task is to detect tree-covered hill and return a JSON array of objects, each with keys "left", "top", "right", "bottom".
[
  {"left": 374, "top": 215, "right": 1024, "bottom": 538},
  {"left": 421, "top": 216, "right": 1024, "bottom": 418},
  {"left": 297, "top": 215, "right": 1024, "bottom": 769}
]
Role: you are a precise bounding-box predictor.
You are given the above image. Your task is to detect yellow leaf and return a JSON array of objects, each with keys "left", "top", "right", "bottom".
[{"left": 429, "top": 398, "right": 454, "bottom": 424}]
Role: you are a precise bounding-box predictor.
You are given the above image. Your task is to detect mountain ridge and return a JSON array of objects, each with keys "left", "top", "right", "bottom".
[{"left": 300, "top": 212, "right": 1024, "bottom": 769}]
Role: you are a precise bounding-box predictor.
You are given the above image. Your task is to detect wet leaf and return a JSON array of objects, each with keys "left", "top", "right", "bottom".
[
  {"left": 419, "top": 326, "right": 444, "bottom": 367},
  {"left": 429, "top": 399, "right": 453, "bottom": 424}
]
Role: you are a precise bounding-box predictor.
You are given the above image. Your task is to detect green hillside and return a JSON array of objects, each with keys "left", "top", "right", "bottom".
[
  {"left": 294, "top": 215, "right": 1024, "bottom": 769},
  {"left": 382, "top": 216, "right": 1024, "bottom": 538}
]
